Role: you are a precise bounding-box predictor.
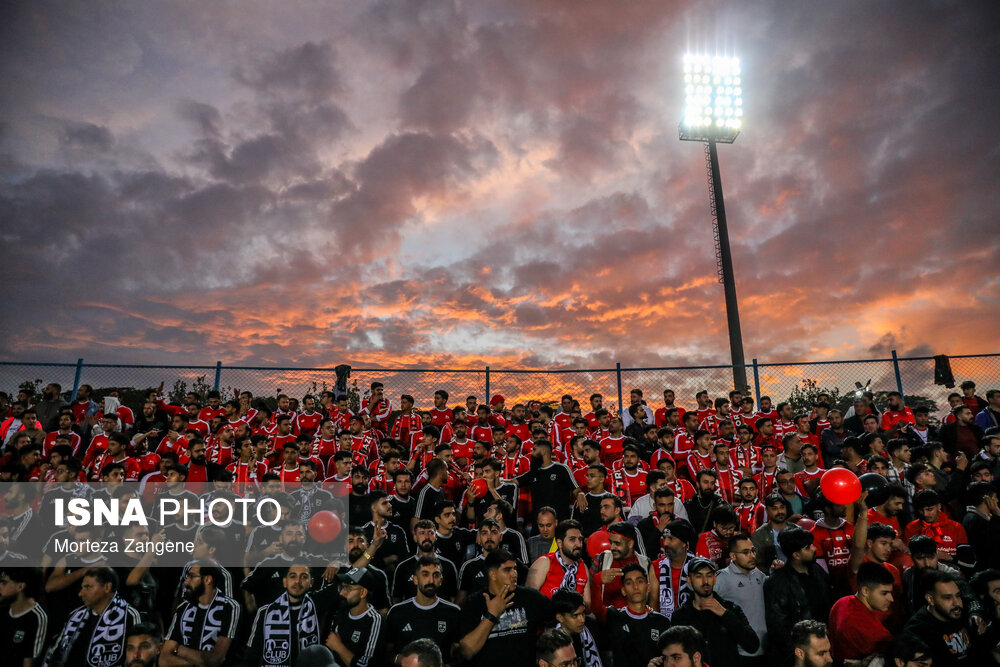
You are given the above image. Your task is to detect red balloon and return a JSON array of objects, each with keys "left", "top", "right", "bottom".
[
  {"left": 470, "top": 478, "right": 488, "bottom": 498},
  {"left": 820, "top": 468, "right": 862, "bottom": 505},
  {"left": 308, "top": 510, "right": 343, "bottom": 543},
  {"left": 586, "top": 531, "right": 611, "bottom": 555},
  {"left": 796, "top": 517, "right": 816, "bottom": 531}
]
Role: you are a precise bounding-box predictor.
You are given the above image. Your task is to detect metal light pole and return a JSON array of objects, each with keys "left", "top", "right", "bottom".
[{"left": 680, "top": 54, "right": 748, "bottom": 391}]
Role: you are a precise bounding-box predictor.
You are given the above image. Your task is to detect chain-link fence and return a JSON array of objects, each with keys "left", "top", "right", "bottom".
[{"left": 1, "top": 353, "right": 997, "bottom": 421}]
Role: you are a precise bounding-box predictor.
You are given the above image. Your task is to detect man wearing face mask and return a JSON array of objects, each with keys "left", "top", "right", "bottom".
[{"left": 161, "top": 562, "right": 240, "bottom": 667}]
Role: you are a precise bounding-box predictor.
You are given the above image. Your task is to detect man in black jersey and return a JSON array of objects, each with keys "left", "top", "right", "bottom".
[
  {"left": 0, "top": 568, "right": 48, "bottom": 667},
  {"left": 483, "top": 500, "right": 529, "bottom": 565},
  {"left": 386, "top": 555, "right": 463, "bottom": 661},
  {"left": 243, "top": 521, "right": 322, "bottom": 610},
  {"left": 389, "top": 469, "right": 416, "bottom": 542},
  {"left": 551, "top": 590, "right": 602, "bottom": 667},
  {"left": 433, "top": 501, "right": 476, "bottom": 567},
  {"left": 457, "top": 549, "right": 553, "bottom": 667},
  {"left": 326, "top": 567, "right": 384, "bottom": 667},
  {"left": 463, "top": 458, "right": 518, "bottom": 525},
  {"left": 46, "top": 567, "right": 142, "bottom": 667},
  {"left": 247, "top": 564, "right": 341, "bottom": 667},
  {"left": 515, "top": 440, "right": 581, "bottom": 522},
  {"left": 393, "top": 520, "right": 459, "bottom": 603},
  {"left": 162, "top": 561, "right": 240, "bottom": 667},
  {"left": 593, "top": 563, "right": 670, "bottom": 667},
  {"left": 414, "top": 459, "right": 449, "bottom": 528},
  {"left": 457, "top": 519, "right": 503, "bottom": 604},
  {"left": 362, "top": 490, "right": 409, "bottom": 572}
]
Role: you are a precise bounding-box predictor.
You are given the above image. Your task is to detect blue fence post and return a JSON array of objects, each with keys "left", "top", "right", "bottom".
[
  {"left": 70, "top": 358, "right": 84, "bottom": 401},
  {"left": 485, "top": 366, "right": 490, "bottom": 403},
  {"left": 616, "top": 362, "right": 624, "bottom": 416},
  {"left": 752, "top": 358, "right": 761, "bottom": 407},
  {"left": 891, "top": 349, "right": 904, "bottom": 399},
  {"left": 213, "top": 361, "right": 223, "bottom": 392}
]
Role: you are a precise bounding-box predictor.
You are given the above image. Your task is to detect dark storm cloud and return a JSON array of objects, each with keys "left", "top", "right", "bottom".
[{"left": 0, "top": 0, "right": 997, "bottom": 375}]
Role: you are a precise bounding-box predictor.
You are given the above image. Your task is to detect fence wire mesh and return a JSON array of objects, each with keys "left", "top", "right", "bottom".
[{"left": 1, "top": 354, "right": 996, "bottom": 421}]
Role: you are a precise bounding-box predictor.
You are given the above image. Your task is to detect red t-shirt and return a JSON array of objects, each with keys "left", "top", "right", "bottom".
[
  {"left": 903, "top": 518, "right": 968, "bottom": 557},
  {"left": 599, "top": 435, "right": 626, "bottom": 467},
  {"left": 828, "top": 595, "right": 893, "bottom": 660}
]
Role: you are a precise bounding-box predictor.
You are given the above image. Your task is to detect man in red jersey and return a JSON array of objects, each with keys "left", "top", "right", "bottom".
[
  {"left": 599, "top": 417, "right": 627, "bottom": 468},
  {"left": 611, "top": 444, "right": 648, "bottom": 509},
  {"left": 754, "top": 446, "right": 780, "bottom": 497},
  {"left": 389, "top": 394, "right": 421, "bottom": 444},
  {"left": 733, "top": 477, "right": 766, "bottom": 534},
  {"left": 712, "top": 443, "right": 739, "bottom": 504},
  {"left": 733, "top": 396, "right": 756, "bottom": 429},
  {"left": 80, "top": 413, "right": 121, "bottom": 470},
  {"left": 504, "top": 403, "right": 531, "bottom": 444},
  {"left": 753, "top": 417, "right": 781, "bottom": 451},
  {"left": 794, "top": 444, "right": 826, "bottom": 496},
  {"left": 693, "top": 390, "right": 714, "bottom": 426},
  {"left": 197, "top": 390, "right": 226, "bottom": 423},
  {"left": 271, "top": 441, "right": 302, "bottom": 488},
  {"left": 91, "top": 432, "right": 141, "bottom": 481},
  {"left": 44, "top": 411, "right": 82, "bottom": 456},
  {"left": 313, "top": 418, "right": 339, "bottom": 462},
  {"left": 673, "top": 412, "right": 700, "bottom": 461},
  {"left": 488, "top": 394, "right": 507, "bottom": 428},
  {"left": 591, "top": 522, "right": 649, "bottom": 609},
  {"left": 654, "top": 390, "right": 686, "bottom": 427},
  {"left": 228, "top": 437, "right": 267, "bottom": 493},
  {"left": 880, "top": 391, "right": 915, "bottom": 434},
  {"left": 328, "top": 395, "right": 352, "bottom": 432},
  {"left": 695, "top": 506, "right": 738, "bottom": 569},
  {"left": 755, "top": 395, "right": 778, "bottom": 423},
  {"left": 583, "top": 393, "right": 604, "bottom": 431},
  {"left": 360, "top": 382, "right": 391, "bottom": 432},
  {"left": 526, "top": 519, "right": 590, "bottom": 602},
  {"left": 828, "top": 562, "right": 895, "bottom": 662},
  {"left": 698, "top": 398, "right": 729, "bottom": 437},
  {"left": 730, "top": 424, "right": 761, "bottom": 475},
  {"left": 811, "top": 496, "right": 856, "bottom": 597},
  {"left": 684, "top": 430, "right": 715, "bottom": 483},
  {"left": 295, "top": 394, "right": 324, "bottom": 438},
  {"left": 904, "top": 489, "right": 968, "bottom": 562},
  {"left": 469, "top": 405, "right": 494, "bottom": 443},
  {"left": 428, "top": 389, "right": 452, "bottom": 426},
  {"left": 773, "top": 402, "right": 796, "bottom": 441}
]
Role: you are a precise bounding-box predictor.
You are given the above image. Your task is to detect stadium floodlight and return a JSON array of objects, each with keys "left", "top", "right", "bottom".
[
  {"left": 680, "top": 54, "right": 742, "bottom": 143},
  {"left": 679, "top": 53, "right": 748, "bottom": 392}
]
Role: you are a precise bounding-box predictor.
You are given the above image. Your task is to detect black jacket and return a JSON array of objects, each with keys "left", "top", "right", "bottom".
[
  {"left": 672, "top": 593, "right": 759, "bottom": 667},
  {"left": 762, "top": 562, "right": 831, "bottom": 661}
]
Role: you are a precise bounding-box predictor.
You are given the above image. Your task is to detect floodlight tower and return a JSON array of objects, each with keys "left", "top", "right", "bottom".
[{"left": 679, "top": 54, "right": 748, "bottom": 392}]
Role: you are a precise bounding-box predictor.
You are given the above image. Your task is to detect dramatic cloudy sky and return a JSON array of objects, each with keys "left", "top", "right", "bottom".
[{"left": 1, "top": 0, "right": 998, "bottom": 372}]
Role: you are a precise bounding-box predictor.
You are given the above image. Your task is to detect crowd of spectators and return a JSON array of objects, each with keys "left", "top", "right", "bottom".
[{"left": 0, "top": 378, "right": 998, "bottom": 667}]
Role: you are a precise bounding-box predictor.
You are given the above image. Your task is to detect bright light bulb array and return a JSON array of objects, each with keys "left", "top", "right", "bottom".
[{"left": 682, "top": 54, "right": 742, "bottom": 133}]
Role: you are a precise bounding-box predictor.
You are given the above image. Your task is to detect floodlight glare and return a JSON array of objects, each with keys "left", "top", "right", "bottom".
[{"left": 679, "top": 54, "right": 742, "bottom": 142}]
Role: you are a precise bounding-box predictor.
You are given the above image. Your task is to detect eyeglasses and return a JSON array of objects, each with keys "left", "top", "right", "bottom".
[{"left": 183, "top": 573, "right": 202, "bottom": 579}]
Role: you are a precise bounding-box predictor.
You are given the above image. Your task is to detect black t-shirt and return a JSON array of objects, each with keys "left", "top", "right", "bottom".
[
  {"left": 571, "top": 492, "right": 613, "bottom": 536},
  {"left": 330, "top": 605, "right": 384, "bottom": 667},
  {"left": 459, "top": 556, "right": 489, "bottom": 594},
  {"left": 166, "top": 594, "right": 241, "bottom": 657},
  {"left": 459, "top": 585, "right": 553, "bottom": 667},
  {"left": 904, "top": 607, "right": 972, "bottom": 666},
  {"left": 605, "top": 606, "right": 671, "bottom": 666},
  {"left": 389, "top": 495, "right": 416, "bottom": 543},
  {"left": 349, "top": 493, "right": 372, "bottom": 526},
  {"left": 392, "top": 554, "right": 459, "bottom": 601},
  {"left": 415, "top": 485, "right": 446, "bottom": 521},
  {"left": 385, "top": 598, "right": 462, "bottom": 661},
  {"left": 435, "top": 528, "right": 476, "bottom": 567},
  {"left": 362, "top": 521, "right": 410, "bottom": 571},
  {"left": 518, "top": 463, "right": 578, "bottom": 520},
  {"left": 0, "top": 603, "right": 48, "bottom": 662},
  {"left": 64, "top": 610, "right": 101, "bottom": 667}
]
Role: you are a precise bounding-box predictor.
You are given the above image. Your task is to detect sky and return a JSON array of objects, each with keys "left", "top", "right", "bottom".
[{"left": 1, "top": 0, "right": 998, "bottom": 374}]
